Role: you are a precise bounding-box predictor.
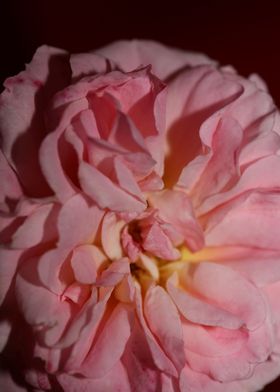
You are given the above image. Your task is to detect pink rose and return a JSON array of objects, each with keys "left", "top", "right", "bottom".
[{"left": 1, "top": 40, "right": 280, "bottom": 391}]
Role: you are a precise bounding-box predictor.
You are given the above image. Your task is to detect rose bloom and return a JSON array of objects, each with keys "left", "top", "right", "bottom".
[{"left": 1, "top": 40, "right": 280, "bottom": 392}]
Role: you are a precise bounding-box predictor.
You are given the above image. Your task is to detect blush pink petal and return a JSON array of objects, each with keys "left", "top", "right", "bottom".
[
  {"left": 39, "top": 99, "right": 88, "bottom": 202},
  {"left": 141, "top": 221, "right": 181, "bottom": 260},
  {"left": 167, "top": 274, "right": 243, "bottom": 329},
  {"left": 185, "top": 347, "right": 254, "bottom": 383},
  {"left": 182, "top": 320, "right": 248, "bottom": 357},
  {"left": 113, "top": 156, "right": 145, "bottom": 202},
  {"left": 15, "top": 258, "right": 71, "bottom": 340},
  {"left": 70, "top": 52, "right": 113, "bottom": 80},
  {"left": 178, "top": 116, "right": 243, "bottom": 205},
  {"left": 221, "top": 71, "right": 275, "bottom": 131},
  {"left": 0, "top": 45, "right": 70, "bottom": 197},
  {"left": 71, "top": 245, "right": 106, "bottom": 284},
  {"left": 164, "top": 67, "right": 243, "bottom": 186},
  {"left": 11, "top": 203, "right": 58, "bottom": 249},
  {"left": 58, "top": 361, "right": 131, "bottom": 392},
  {"left": 95, "top": 40, "right": 215, "bottom": 80},
  {"left": 205, "top": 192, "right": 280, "bottom": 250},
  {"left": 237, "top": 355, "right": 280, "bottom": 392},
  {"left": 238, "top": 130, "right": 280, "bottom": 168},
  {"left": 37, "top": 247, "right": 70, "bottom": 295},
  {"left": 134, "top": 286, "right": 178, "bottom": 376},
  {"left": 122, "top": 316, "right": 165, "bottom": 392},
  {"left": 57, "top": 194, "right": 103, "bottom": 248},
  {"left": 61, "top": 288, "right": 113, "bottom": 370},
  {"left": 101, "top": 212, "right": 125, "bottom": 260},
  {"left": 79, "top": 161, "right": 146, "bottom": 213},
  {"left": 144, "top": 286, "right": 186, "bottom": 372},
  {"left": 198, "top": 155, "right": 280, "bottom": 215},
  {"left": 79, "top": 304, "right": 132, "bottom": 378},
  {"left": 188, "top": 262, "right": 267, "bottom": 330},
  {"left": 149, "top": 189, "right": 204, "bottom": 251},
  {"left": 96, "top": 258, "right": 130, "bottom": 286},
  {"left": 221, "top": 251, "right": 280, "bottom": 287},
  {"left": 180, "top": 365, "right": 244, "bottom": 392},
  {"left": 166, "top": 65, "right": 243, "bottom": 130}
]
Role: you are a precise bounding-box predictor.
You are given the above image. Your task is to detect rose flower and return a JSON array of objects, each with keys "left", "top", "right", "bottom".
[{"left": 1, "top": 40, "right": 280, "bottom": 391}]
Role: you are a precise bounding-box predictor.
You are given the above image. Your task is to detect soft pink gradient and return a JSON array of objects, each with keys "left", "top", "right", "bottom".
[{"left": 1, "top": 40, "right": 280, "bottom": 391}]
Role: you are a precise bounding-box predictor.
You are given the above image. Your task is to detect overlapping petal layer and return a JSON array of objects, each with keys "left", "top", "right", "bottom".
[{"left": 1, "top": 40, "right": 280, "bottom": 392}]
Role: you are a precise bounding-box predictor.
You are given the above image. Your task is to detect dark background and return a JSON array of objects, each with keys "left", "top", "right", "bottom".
[{"left": 1, "top": 0, "right": 280, "bottom": 390}]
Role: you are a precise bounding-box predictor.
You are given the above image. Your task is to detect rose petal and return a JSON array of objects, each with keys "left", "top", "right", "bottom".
[
  {"left": 80, "top": 304, "right": 132, "bottom": 378},
  {"left": 144, "top": 285, "right": 186, "bottom": 372},
  {"left": 79, "top": 161, "right": 146, "bottom": 213},
  {"left": 188, "top": 262, "right": 267, "bottom": 330},
  {"left": 96, "top": 40, "right": 214, "bottom": 80}
]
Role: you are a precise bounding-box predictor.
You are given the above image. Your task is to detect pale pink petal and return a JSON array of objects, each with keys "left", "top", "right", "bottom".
[
  {"left": 134, "top": 285, "right": 177, "bottom": 376},
  {"left": 79, "top": 304, "right": 132, "bottom": 378},
  {"left": 39, "top": 99, "right": 88, "bottom": 201},
  {"left": 11, "top": 203, "right": 58, "bottom": 249},
  {"left": 71, "top": 245, "right": 106, "bottom": 284},
  {"left": 239, "top": 129, "right": 280, "bottom": 168},
  {"left": 222, "top": 253, "right": 280, "bottom": 287},
  {"left": 149, "top": 189, "right": 204, "bottom": 251},
  {"left": 188, "top": 262, "right": 267, "bottom": 330},
  {"left": 58, "top": 361, "right": 131, "bottom": 392},
  {"left": 16, "top": 258, "right": 63, "bottom": 328},
  {"left": 180, "top": 365, "right": 244, "bottom": 392},
  {"left": 96, "top": 258, "right": 130, "bottom": 286},
  {"left": 61, "top": 288, "right": 113, "bottom": 369},
  {"left": 57, "top": 193, "right": 103, "bottom": 248},
  {"left": 237, "top": 355, "right": 280, "bottom": 392},
  {"left": 144, "top": 285, "right": 186, "bottom": 372},
  {"left": 178, "top": 116, "right": 243, "bottom": 205},
  {"left": 96, "top": 40, "right": 214, "bottom": 80},
  {"left": 0, "top": 45, "right": 70, "bottom": 197},
  {"left": 182, "top": 320, "right": 248, "bottom": 357},
  {"left": 101, "top": 212, "right": 125, "bottom": 260},
  {"left": 167, "top": 274, "right": 243, "bottom": 329},
  {"left": 185, "top": 347, "right": 254, "bottom": 382},
  {"left": 79, "top": 161, "right": 146, "bottom": 213},
  {"left": 113, "top": 156, "right": 145, "bottom": 202},
  {"left": 37, "top": 247, "right": 70, "bottom": 295},
  {"left": 222, "top": 71, "right": 275, "bottom": 132},
  {"left": 122, "top": 316, "right": 163, "bottom": 392},
  {"left": 115, "top": 275, "right": 135, "bottom": 303},
  {"left": 70, "top": 52, "right": 113, "bottom": 80},
  {"left": 198, "top": 155, "right": 280, "bottom": 215},
  {"left": 166, "top": 65, "right": 243, "bottom": 130},
  {"left": 164, "top": 67, "right": 243, "bottom": 186},
  {"left": 205, "top": 192, "right": 280, "bottom": 250},
  {"left": 141, "top": 221, "right": 181, "bottom": 260}
]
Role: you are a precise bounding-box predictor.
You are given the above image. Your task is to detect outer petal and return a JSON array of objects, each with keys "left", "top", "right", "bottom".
[
  {"left": 205, "top": 192, "right": 280, "bottom": 250},
  {"left": 198, "top": 155, "right": 280, "bottom": 215},
  {"left": 95, "top": 40, "right": 215, "bottom": 80},
  {"left": 144, "top": 286, "right": 186, "bottom": 372},
  {"left": 167, "top": 273, "right": 243, "bottom": 329},
  {"left": 79, "top": 304, "right": 132, "bottom": 378},
  {"left": 0, "top": 45, "right": 70, "bottom": 196},
  {"left": 57, "top": 193, "right": 103, "bottom": 248},
  {"left": 58, "top": 361, "right": 131, "bottom": 392},
  {"left": 187, "top": 262, "right": 267, "bottom": 330}
]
